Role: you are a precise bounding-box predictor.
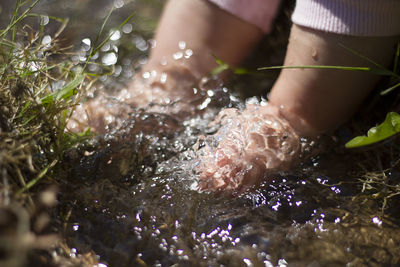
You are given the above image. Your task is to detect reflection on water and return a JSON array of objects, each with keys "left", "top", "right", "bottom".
[{"left": 4, "top": 0, "right": 400, "bottom": 266}]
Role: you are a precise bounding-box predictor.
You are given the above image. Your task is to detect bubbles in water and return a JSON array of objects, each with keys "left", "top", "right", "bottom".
[
  {"left": 42, "top": 35, "right": 51, "bottom": 46},
  {"left": 40, "top": 15, "right": 49, "bottom": 26},
  {"left": 122, "top": 23, "right": 133, "bottom": 34},
  {"left": 101, "top": 43, "right": 111, "bottom": 52},
  {"left": 110, "top": 29, "right": 121, "bottom": 41},
  {"left": 81, "top": 38, "right": 91, "bottom": 51},
  {"left": 113, "top": 65, "right": 122, "bottom": 77},
  {"left": 102, "top": 52, "right": 118, "bottom": 65},
  {"left": 114, "top": 0, "right": 124, "bottom": 9},
  {"left": 133, "top": 36, "right": 148, "bottom": 51}
]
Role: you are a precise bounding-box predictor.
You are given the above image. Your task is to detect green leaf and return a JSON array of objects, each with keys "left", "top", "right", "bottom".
[
  {"left": 345, "top": 112, "right": 400, "bottom": 148},
  {"left": 211, "top": 64, "right": 229, "bottom": 75},
  {"left": 233, "top": 67, "right": 250, "bottom": 75},
  {"left": 41, "top": 73, "right": 84, "bottom": 105}
]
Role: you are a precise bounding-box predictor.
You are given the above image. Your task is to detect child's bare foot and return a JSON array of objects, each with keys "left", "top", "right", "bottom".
[
  {"left": 196, "top": 103, "right": 303, "bottom": 194},
  {"left": 67, "top": 65, "right": 203, "bottom": 134},
  {"left": 118, "top": 66, "right": 203, "bottom": 115}
]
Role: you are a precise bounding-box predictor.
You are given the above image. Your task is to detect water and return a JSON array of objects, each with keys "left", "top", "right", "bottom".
[
  {"left": 3, "top": 1, "right": 400, "bottom": 266},
  {"left": 59, "top": 110, "right": 400, "bottom": 266},
  {"left": 57, "top": 91, "right": 400, "bottom": 266}
]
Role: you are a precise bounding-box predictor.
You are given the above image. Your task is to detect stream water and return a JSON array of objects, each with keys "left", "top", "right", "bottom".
[{"left": 3, "top": 1, "right": 400, "bottom": 266}]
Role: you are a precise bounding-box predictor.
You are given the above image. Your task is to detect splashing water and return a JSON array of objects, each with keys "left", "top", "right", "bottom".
[
  {"left": 59, "top": 85, "right": 400, "bottom": 266},
  {"left": 3, "top": 0, "right": 398, "bottom": 265}
]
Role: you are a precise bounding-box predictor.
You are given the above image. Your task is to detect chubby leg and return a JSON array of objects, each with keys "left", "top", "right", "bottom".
[
  {"left": 197, "top": 24, "right": 399, "bottom": 193},
  {"left": 68, "top": 0, "right": 263, "bottom": 133},
  {"left": 270, "top": 25, "right": 399, "bottom": 136}
]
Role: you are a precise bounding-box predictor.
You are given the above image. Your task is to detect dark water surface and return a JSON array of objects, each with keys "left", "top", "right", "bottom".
[{"left": 3, "top": 1, "right": 400, "bottom": 266}]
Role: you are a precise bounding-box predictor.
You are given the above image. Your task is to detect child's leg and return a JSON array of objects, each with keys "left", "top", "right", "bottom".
[
  {"left": 198, "top": 24, "right": 399, "bottom": 193},
  {"left": 69, "top": 0, "right": 264, "bottom": 133},
  {"left": 270, "top": 24, "right": 399, "bottom": 136}
]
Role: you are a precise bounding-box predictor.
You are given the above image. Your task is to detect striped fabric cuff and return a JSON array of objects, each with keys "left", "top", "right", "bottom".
[
  {"left": 208, "top": 0, "right": 281, "bottom": 33},
  {"left": 292, "top": 0, "right": 400, "bottom": 36}
]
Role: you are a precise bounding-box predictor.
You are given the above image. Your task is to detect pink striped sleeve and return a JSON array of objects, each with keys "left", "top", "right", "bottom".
[
  {"left": 208, "top": 0, "right": 281, "bottom": 33},
  {"left": 292, "top": 0, "right": 400, "bottom": 36}
]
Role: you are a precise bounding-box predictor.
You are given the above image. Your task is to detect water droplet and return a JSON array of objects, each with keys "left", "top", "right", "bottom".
[
  {"left": 160, "top": 73, "right": 167, "bottom": 83},
  {"left": 173, "top": 51, "right": 183, "bottom": 60},
  {"left": 122, "top": 23, "right": 133, "bottom": 34},
  {"left": 148, "top": 39, "right": 156, "bottom": 48},
  {"left": 40, "top": 15, "right": 49, "bottom": 26},
  {"left": 243, "top": 258, "right": 253, "bottom": 267},
  {"left": 178, "top": 41, "right": 186, "bottom": 49},
  {"left": 185, "top": 49, "right": 193, "bottom": 58},
  {"left": 198, "top": 97, "right": 211, "bottom": 110},
  {"left": 114, "top": 0, "right": 124, "bottom": 8},
  {"left": 133, "top": 36, "right": 148, "bottom": 51},
  {"left": 42, "top": 35, "right": 51, "bottom": 45},
  {"left": 82, "top": 37, "right": 91, "bottom": 46},
  {"left": 101, "top": 43, "right": 111, "bottom": 52},
  {"left": 110, "top": 30, "right": 121, "bottom": 41},
  {"left": 102, "top": 52, "right": 118, "bottom": 65},
  {"left": 311, "top": 48, "right": 318, "bottom": 60},
  {"left": 142, "top": 71, "right": 150, "bottom": 79},
  {"left": 372, "top": 216, "right": 382, "bottom": 226}
]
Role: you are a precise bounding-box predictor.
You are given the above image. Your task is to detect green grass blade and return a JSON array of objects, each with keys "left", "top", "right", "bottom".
[
  {"left": 393, "top": 43, "right": 400, "bottom": 74},
  {"left": 16, "top": 101, "right": 32, "bottom": 118},
  {"left": 17, "top": 159, "right": 58, "bottom": 194},
  {"left": 345, "top": 112, "right": 400, "bottom": 148},
  {"left": 40, "top": 73, "right": 84, "bottom": 105},
  {"left": 380, "top": 82, "right": 400, "bottom": 96},
  {"left": 0, "top": 0, "right": 40, "bottom": 39},
  {"left": 211, "top": 54, "right": 274, "bottom": 77},
  {"left": 90, "top": 12, "right": 135, "bottom": 58},
  {"left": 258, "top": 65, "right": 394, "bottom": 76}
]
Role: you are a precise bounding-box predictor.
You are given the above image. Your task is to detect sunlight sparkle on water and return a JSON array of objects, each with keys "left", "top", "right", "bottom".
[
  {"left": 243, "top": 258, "right": 253, "bottom": 266},
  {"left": 372, "top": 216, "right": 382, "bottom": 226}
]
